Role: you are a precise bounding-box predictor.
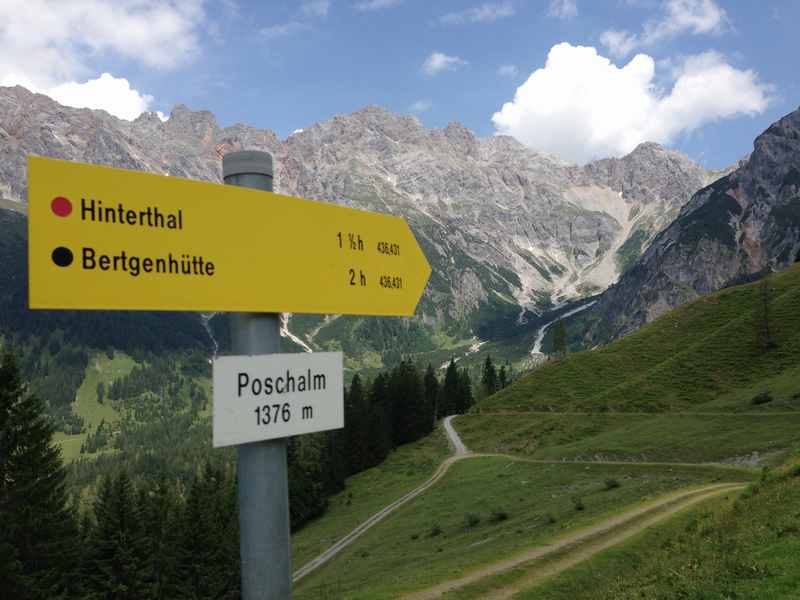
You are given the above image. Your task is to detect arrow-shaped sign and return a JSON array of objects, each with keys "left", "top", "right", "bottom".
[{"left": 27, "top": 156, "right": 431, "bottom": 316}]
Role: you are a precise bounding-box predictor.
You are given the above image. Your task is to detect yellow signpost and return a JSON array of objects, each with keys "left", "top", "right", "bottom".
[{"left": 27, "top": 156, "right": 431, "bottom": 315}]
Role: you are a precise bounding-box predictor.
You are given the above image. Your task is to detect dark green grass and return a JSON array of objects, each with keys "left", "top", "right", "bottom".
[
  {"left": 294, "top": 458, "right": 753, "bottom": 599},
  {"left": 481, "top": 264, "right": 800, "bottom": 413},
  {"left": 455, "top": 413, "right": 800, "bottom": 465},
  {"left": 526, "top": 454, "right": 800, "bottom": 599}
]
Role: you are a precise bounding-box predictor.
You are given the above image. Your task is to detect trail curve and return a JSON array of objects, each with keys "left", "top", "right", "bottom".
[{"left": 293, "top": 415, "right": 470, "bottom": 582}]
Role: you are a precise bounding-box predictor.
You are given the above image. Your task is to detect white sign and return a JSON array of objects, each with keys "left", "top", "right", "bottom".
[{"left": 213, "top": 352, "right": 344, "bottom": 447}]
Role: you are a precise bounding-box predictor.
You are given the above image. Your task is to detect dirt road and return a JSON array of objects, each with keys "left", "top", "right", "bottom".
[
  {"left": 292, "top": 415, "right": 470, "bottom": 582},
  {"left": 293, "top": 415, "right": 749, "bottom": 591},
  {"left": 404, "top": 482, "right": 746, "bottom": 600}
]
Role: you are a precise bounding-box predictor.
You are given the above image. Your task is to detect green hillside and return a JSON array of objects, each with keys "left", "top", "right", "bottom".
[
  {"left": 481, "top": 263, "right": 800, "bottom": 413},
  {"left": 294, "top": 458, "right": 752, "bottom": 599},
  {"left": 525, "top": 453, "right": 800, "bottom": 599},
  {"left": 291, "top": 266, "right": 800, "bottom": 598},
  {"left": 455, "top": 412, "right": 800, "bottom": 464}
]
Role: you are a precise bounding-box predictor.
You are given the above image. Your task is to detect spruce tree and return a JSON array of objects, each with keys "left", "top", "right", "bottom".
[
  {"left": 86, "top": 471, "right": 148, "bottom": 600},
  {"left": 138, "top": 480, "right": 181, "bottom": 600},
  {"left": 456, "top": 368, "right": 474, "bottom": 414},
  {"left": 75, "top": 510, "right": 95, "bottom": 599},
  {"left": 178, "top": 464, "right": 236, "bottom": 600},
  {"left": 0, "top": 540, "right": 26, "bottom": 599},
  {"left": 366, "top": 373, "right": 392, "bottom": 465},
  {"left": 481, "top": 355, "right": 498, "bottom": 397},
  {"left": 344, "top": 375, "right": 368, "bottom": 474},
  {"left": 389, "top": 361, "right": 424, "bottom": 445},
  {"left": 324, "top": 428, "right": 348, "bottom": 497},
  {"left": 438, "top": 360, "right": 460, "bottom": 418},
  {"left": 498, "top": 364, "right": 508, "bottom": 389},
  {"left": 423, "top": 364, "right": 438, "bottom": 432},
  {"left": 288, "top": 437, "right": 327, "bottom": 529},
  {"left": 0, "top": 350, "right": 78, "bottom": 599}
]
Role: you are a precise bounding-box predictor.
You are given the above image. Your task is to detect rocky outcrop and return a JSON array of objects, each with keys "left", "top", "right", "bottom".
[{"left": 588, "top": 107, "right": 800, "bottom": 342}]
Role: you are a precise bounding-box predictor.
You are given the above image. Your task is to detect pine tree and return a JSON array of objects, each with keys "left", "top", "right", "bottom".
[
  {"left": 0, "top": 540, "right": 26, "bottom": 600},
  {"left": 366, "top": 373, "right": 392, "bottom": 465},
  {"left": 481, "top": 355, "right": 498, "bottom": 397},
  {"left": 423, "top": 364, "right": 438, "bottom": 432},
  {"left": 498, "top": 364, "right": 508, "bottom": 389},
  {"left": 389, "top": 361, "right": 423, "bottom": 445},
  {"left": 178, "top": 464, "right": 237, "bottom": 600},
  {"left": 75, "top": 510, "right": 95, "bottom": 599},
  {"left": 345, "top": 375, "right": 368, "bottom": 474},
  {"left": 0, "top": 350, "right": 78, "bottom": 599},
  {"left": 288, "top": 437, "right": 327, "bottom": 529},
  {"left": 456, "top": 368, "right": 474, "bottom": 414},
  {"left": 87, "top": 471, "right": 148, "bottom": 600},
  {"left": 324, "top": 428, "right": 349, "bottom": 496},
  {"left": 438, "top": 359, "right": 460, "bottom": 418},
  {"left": 138, "top": 480, "right": 181, "bottom": 600},
  {"left": 552, "top": 321, "right": 568, "bottom": 358}
]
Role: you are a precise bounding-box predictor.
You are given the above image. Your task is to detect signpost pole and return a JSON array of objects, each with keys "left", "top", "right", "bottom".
[{"left": 223, "top": 151, "right": 292, "bottom": 600}]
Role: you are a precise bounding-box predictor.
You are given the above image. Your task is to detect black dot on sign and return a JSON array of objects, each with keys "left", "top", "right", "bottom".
[{"left": 52, "top": 246, "right": 73, "bottom": 267}]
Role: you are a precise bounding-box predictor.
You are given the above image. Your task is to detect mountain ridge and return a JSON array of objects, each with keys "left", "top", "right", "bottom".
[
  {"left": 588, "top": 106, "right": 800, "bottom": 342},
  {"left": 0, "top": 85, "right": 724, "bottom": 368}
]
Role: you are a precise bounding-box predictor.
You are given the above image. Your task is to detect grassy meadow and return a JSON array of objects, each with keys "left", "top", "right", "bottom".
[
  {"left": 52, "top": 351, "right": 135, "bottom": 461},
  {"left": 294, "top": 457, "right": 753, "bottom": 599},
  {"left": 525, "top": 454, "right": 800, "bottom": 599},
  {"left": 292, "top": 425, "right": 451, "bottom": 568},
  {"left": 454, "top": 412, "right": 800, "bottom": 464},
  {"left": 481, "top": 264, "right": 800, "bottom": 413}
]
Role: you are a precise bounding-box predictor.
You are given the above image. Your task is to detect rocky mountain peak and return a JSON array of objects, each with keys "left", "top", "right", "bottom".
[
  {"left": 441, "top": 122, "right": 480, "bottom": 159},
  {"left": 132, "top": 111, "right": 164, "bottom": 126},
  {"left": 167, "top": 103, "right": 192, "bottom": 119},
  {"left": 588, "top": 106, "right": 800, "bottom": 342},
  {"left": 578, "top": 139, "right": 711, "bottom": 206},
  {"left": 629, "top": 140, "right": 669, "bottom": 156},
  {"left": 164, "top": 104, "right": 218, "bottom": 140},
  {"left": 746, "top": 108, "right": 800, "bottom": 184}
]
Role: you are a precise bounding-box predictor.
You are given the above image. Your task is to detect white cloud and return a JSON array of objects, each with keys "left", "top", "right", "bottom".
[
  {"left": 354, "top": 0, "right": 401, "bottom": 10},
  {"left": 492, "top": 43, "right": 772, "bottom": 164},
  {"left": 47, "top": 73, "right": 156, "bottom": 121},
  {"left": 0, "top": 0, "right": 204, "bottom": 87},
  {"left": 302, "top": 0, "right": 330, "bottom": 18},
  {"left": 260, "top": 21, "right": 310, "bottom": 38},
  {"left": 0, "top": 1, "right": 205, "bottom": 121},
  {"left": 497, "top": 64, "right": 519, "bottom": 77},
  {"left": 409, "top": 99, "right": 432, "bottom": 113},
  {"left": 601, "top": 0, "right": 728, "bottom": 57},
  {"left": 422, "top": 52, "right": 468, "bottom": 76},
  {"left": 262, "top": 1, "right": 329, "bottom": 41},
  {"left": 599, "top": 30, "right": 639, "bottom": 58},
  {"left": 548, "top": 0, "right": 577, "bottom": 19},
  {"left": 439, "top": 2, "right": 514, "bottom": 25}
]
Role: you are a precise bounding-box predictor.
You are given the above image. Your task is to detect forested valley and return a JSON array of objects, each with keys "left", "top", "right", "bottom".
[{"left": 0, "top": 342, "right": 510, "bottom": 599}]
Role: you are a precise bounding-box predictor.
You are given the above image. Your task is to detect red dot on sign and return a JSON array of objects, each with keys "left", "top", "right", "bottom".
[{"left": 51, "top": 196, "right": 72, "bottom": 217}]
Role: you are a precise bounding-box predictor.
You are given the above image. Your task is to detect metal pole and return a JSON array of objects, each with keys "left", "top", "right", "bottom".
[{"left": 223, "top": 151, "right": 292, "bottom": 600}]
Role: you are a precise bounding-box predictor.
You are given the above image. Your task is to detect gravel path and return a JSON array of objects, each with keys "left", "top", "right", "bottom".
[
  {"left": 403, "top": 482, "right": 746, "bottom": 600},
  {"left": 292, "top": 415, "right": 470, "bottom": 582},
  {"left": 293, "top": 415, "right": 747, "bottom": 594}
]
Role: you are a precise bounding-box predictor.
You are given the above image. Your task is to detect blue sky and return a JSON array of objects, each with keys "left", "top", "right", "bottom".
[{"left": 3, "top": 1, "right": 798, "bottom": 168}]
